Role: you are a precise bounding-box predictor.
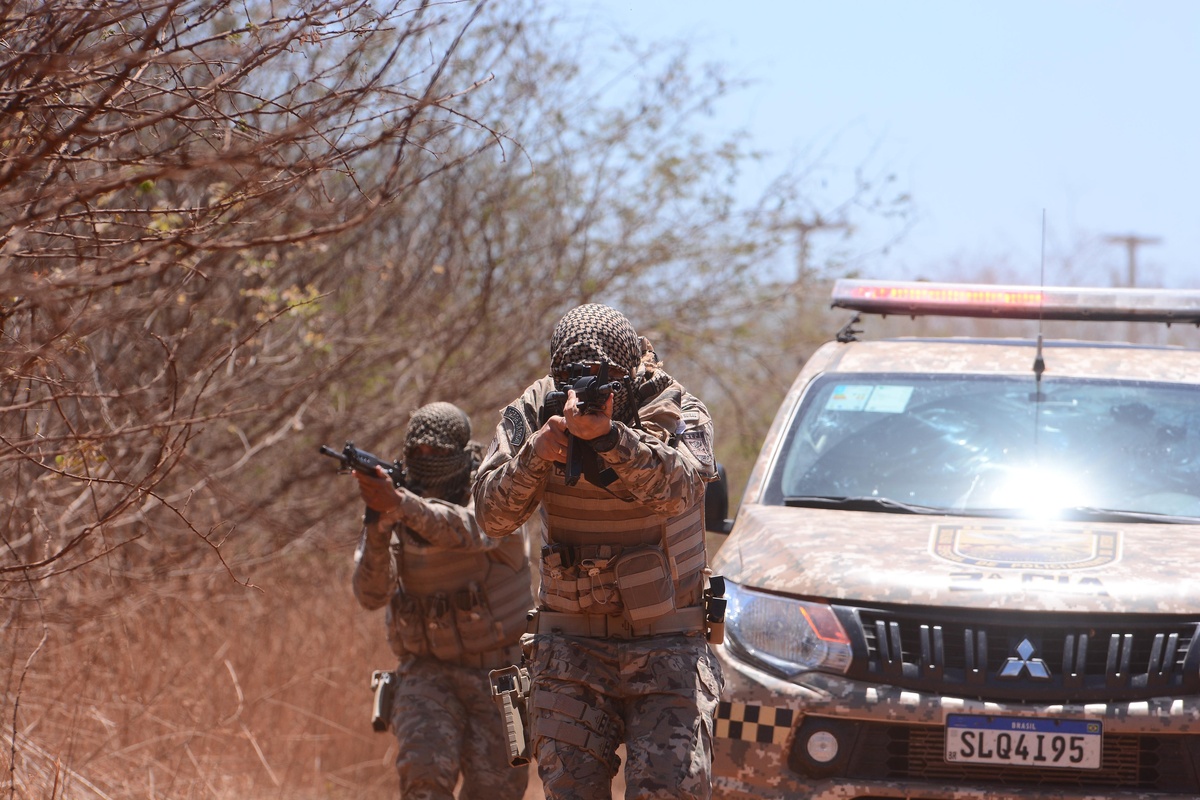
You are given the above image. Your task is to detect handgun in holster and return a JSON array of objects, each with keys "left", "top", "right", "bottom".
[
  {"left": 370, "top": 669, "right": 397, "bottom": 732},
  {"left": 489, "top": 664, "right": 532, "bottom": 766},
  {"left": 705, "top": 576, "right": 727, "bottom": 645}
]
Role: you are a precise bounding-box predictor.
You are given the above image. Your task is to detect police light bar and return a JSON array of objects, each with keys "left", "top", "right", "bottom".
[{"left": 831, "top": 279, "right": 1200, "bottom": 324}]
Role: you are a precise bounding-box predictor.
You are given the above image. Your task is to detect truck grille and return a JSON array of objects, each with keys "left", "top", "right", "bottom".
[{"left": 850, "top": 607, "right": 1200, "bottom": 703}]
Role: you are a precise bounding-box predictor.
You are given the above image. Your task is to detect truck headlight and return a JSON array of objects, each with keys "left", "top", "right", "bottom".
[{"left": 724, "top": 582, "right": 852, "bottom": 677}]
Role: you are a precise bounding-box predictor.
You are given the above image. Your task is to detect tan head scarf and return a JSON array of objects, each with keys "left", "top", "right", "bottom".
[{"left": 403, "top": 402, "right": 475, "bottom": 502}]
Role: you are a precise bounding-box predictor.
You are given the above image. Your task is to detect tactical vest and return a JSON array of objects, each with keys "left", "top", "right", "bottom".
[
  {"left": 386, "top": 529, "right": 532, "bottom": 668},
  {"left": 538, "top": 473, "right": 707, "bottom": 623}
]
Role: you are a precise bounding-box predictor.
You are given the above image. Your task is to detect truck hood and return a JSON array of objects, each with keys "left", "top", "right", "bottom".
[{"left": 710, "top": 504, "right": 1200, "bottom": 614}]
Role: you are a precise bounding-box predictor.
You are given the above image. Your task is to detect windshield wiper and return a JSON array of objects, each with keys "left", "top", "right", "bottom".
[
  {"left": 783, "top": 496, "right": 1200, "bottom": 523},
  {"left": 1047, "top": 506, "right": 1199, "bottom": 524},
  {"left": 782, "top": 496, "right": 950, "bottom": 515},
  {"left": 929, "top": 505, "right": 1200, "bottom": 524}
]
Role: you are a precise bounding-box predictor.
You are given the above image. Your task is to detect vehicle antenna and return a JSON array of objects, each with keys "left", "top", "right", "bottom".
[
  {"left": 1034, "top": 210, "right": 1046, "bottom": 389},
  {"left": 1033, "top": 211, "right": 1047, "bottom": 449}
]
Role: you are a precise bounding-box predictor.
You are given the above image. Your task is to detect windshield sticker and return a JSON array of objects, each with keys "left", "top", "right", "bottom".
[
  {"left": 865, "top": 385, "right": 914, "bottom": 413},
  {"left": 827, "top": 384, "right": 872, "bottom": 410},
  {"left": 826, "top": 384, "right": 913, "bottom": 413}
]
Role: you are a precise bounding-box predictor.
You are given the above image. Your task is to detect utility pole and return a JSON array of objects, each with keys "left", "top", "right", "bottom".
[
  {"left": 1104, "top": 233, "right": 1161, "bottom": 288},
  {"left": 787, "top": 214, "right": 850, "bottom": 284}
]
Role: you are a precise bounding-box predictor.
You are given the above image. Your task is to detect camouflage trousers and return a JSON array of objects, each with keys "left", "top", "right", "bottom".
[
  {"left": 527, "top": 632, "right": 723, "bottom": 800},
  {"left": 389, "top": 655, "right": 528, "bottom": 800}
]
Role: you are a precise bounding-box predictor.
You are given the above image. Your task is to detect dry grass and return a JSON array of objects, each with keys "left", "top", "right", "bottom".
[
  {"left": 1, "top": 531, "right": 651, "bottom": 799},
  {"left": 6, "top": 540, "right": 427, "bottom": 799}
]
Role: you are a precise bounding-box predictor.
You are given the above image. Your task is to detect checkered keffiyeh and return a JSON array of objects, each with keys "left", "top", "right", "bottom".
[
  {"left": 550, "top": 304, "right": 640, "bottom": 374},
  {"left": 404, "top": 402, "right": 475, "bottom": 501},
  {"left": 550, "top": 304, "right": 641, "bottom": 423}
]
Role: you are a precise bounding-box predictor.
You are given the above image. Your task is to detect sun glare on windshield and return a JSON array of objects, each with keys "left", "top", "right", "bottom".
[{"left": 972, "top": 464, "right": 1092, "bottom": 518}]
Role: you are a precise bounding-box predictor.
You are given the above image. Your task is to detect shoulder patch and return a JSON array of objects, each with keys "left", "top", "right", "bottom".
[
  {"left": 502, "top": 405, "right": 527, "bottom": 449},
  {"left": 681, "top": 427, "right": 714, "bottom": 469}
]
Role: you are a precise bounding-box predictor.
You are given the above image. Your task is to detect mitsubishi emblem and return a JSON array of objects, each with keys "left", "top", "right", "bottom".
[{"left": 999, "top": 639, "right": 1052, "bottom": 680}]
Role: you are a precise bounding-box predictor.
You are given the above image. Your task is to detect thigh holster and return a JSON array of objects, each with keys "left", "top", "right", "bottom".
[{"left": 532, "top": 690, "right": 619, "bottom": 775}]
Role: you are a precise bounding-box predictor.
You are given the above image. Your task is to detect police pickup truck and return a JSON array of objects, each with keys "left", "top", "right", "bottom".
[{"left": 710, "top": 279, "right": 1200, "bottom": 799}]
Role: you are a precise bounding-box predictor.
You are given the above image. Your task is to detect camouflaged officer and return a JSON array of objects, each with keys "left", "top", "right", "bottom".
[
  {"left": 352, "top": 402, "right": 532, "bottom": 800},
  {"left": 473, "top": 304, "right": 724, "bottom": 800}
]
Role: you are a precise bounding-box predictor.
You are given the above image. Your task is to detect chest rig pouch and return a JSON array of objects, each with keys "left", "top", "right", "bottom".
[
  {"left": 387, "top": 580, "right": 505, "bottom": 661},
  {"left": 541, "top": 543, "right": 676, "bottom": 625}
]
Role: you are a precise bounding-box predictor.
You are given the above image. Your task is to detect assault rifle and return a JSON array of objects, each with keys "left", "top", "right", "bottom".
[
  {"left": 318, "top": 441, "right": 406, "bottom": 488},
  {"left": 544, "top": 362, "right": 622, "bottom": 486}
]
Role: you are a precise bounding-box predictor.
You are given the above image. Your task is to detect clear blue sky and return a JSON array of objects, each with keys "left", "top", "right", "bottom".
[{"left": 572, "top": 1, "right": 1199, "bottom": 288}]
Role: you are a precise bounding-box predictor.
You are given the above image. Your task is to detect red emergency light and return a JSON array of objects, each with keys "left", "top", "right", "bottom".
[{"left": 832, "top": 279, "right": 1200, "bottom": 324}]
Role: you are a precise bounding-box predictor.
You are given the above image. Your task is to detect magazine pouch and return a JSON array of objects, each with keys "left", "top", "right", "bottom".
[
  {"left": 454, "top": 582, "right": 499, "bottom": 654},
  {"left": 425, "top": 592, "right": 464, "bottom": 660}
]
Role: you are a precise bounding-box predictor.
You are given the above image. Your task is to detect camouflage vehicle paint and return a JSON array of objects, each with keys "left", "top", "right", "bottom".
[{"left": 710, "top": 285, "right": 1200, "bottom": 799}]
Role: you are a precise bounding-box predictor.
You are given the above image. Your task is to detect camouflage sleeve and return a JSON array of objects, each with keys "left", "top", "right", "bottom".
[
  {"left": 591, "top": 383, "right": 716, "bottom": 517},
  {"left": 472, "top": 379, "right": 556, "bottom": 538},
  {"left": 390, "top": 489, "right": 504, "bottom": 551},
  {"left": 351, "top": 515, "right": 395, "bottom": 611}
]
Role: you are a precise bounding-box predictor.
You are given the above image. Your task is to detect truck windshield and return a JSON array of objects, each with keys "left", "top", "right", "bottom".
[{"left": 765, "top": 373, "right": 1200, "bottom": 519}]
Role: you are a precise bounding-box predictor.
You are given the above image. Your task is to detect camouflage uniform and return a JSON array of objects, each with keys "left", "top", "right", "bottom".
[
  {"left": 353, "top": 402, "right": 532, "bottom": 800},
  {"left": 473, "top": 305, "right": 724, "bottom": 800}
]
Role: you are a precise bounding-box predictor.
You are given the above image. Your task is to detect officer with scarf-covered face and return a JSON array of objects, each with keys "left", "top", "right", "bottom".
[
  {"left": 352, "top": 401, "right": 532, "bottom": 800},
  {"left": 473, "top": 304, "right": 724, "bottom": 800}
]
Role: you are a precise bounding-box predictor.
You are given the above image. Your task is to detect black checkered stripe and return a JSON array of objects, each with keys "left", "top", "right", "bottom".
[{"left": 714, "top": 701, "right": 795, "bottom": 745}]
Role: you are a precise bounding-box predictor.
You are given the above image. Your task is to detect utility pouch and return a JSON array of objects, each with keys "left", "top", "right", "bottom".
[
  {"left": 704, "top": 575, "right": 727, "bottom": 645},
  {"left": 425, "top": 592, "right": 464, "bottom": 661},
  {"left": 454, "top": 582, "right": 498, "bottom": 654},
  {"left": 388, "top": 591, "right": 428, "bottom": 657},
  {"left": 369, "top": 669, "right": 396, "bottom": 732},
  {"left": 489, "top": 664, "right": 532, "bottom": 767},
  {"left": 612, "top": 546, "right": 675, "bottom": 624}
]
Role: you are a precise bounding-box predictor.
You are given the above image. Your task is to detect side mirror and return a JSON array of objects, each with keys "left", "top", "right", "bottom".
[{"left": 704, "top": 463, "right": 733, "bottom": 534}]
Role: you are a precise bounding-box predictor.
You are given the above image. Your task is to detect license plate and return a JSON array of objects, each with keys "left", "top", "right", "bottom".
[{"left": 945, "top": 714, "right": 1102, "bottom": 769}]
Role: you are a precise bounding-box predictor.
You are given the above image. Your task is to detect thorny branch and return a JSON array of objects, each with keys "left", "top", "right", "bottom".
[{"left": 0, "top": 0, "right": 499, "bottom": 582}]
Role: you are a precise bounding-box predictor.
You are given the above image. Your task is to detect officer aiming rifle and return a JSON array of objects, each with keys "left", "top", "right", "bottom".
[
  {"left": 542, "top": 362, "right": 623, "bottom": 486},
  {"left": 473, "top": 304, "right": 724, "bottom": 800},
  {"left": 333, "top": 403, "right": 533, "bottom": 800}
]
